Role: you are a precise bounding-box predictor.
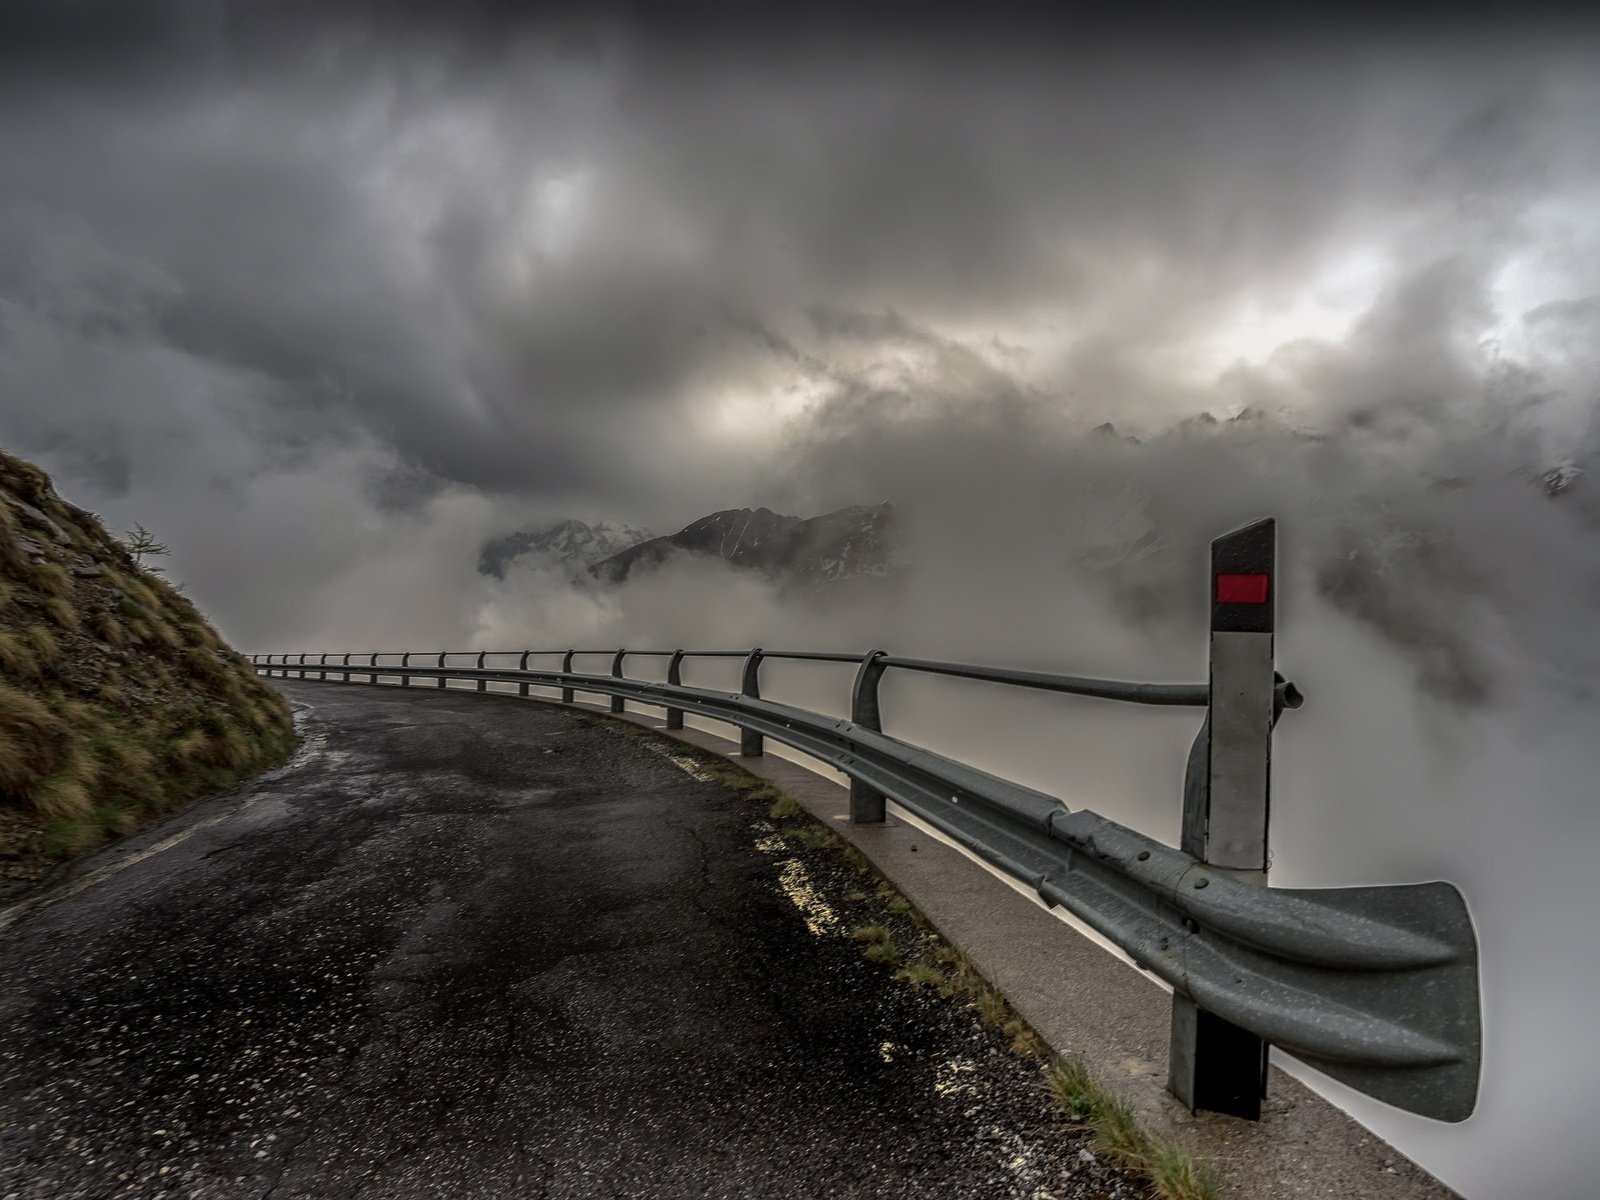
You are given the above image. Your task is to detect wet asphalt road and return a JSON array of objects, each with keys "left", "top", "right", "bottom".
[{"left": 0, "top": 681, "right": 1099, "bottom": 1199}]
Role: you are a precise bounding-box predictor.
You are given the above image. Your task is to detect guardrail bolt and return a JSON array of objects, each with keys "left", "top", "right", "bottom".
[
  {"left": 849, "top": 649, "right": 889, "bottom": 823},
  {"left": 739, "top": 649, "right": 764, "bottom": 756},
  {"left": 1170, "top": 516, "right": 1277, "bottom": 1122}
]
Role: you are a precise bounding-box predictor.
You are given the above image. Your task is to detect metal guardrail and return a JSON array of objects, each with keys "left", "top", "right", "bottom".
[{"left": 252, "top": 518, "right": 1480, "bottom": 1124}]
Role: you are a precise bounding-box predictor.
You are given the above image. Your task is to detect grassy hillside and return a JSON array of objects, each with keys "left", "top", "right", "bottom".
[{"left": 0, "top": 449, "right": 295, "bottom": 891}]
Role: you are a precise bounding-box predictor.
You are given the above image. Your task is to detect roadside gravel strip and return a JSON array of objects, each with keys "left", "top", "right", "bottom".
[{"left": 0, "top": 681, "right": 1145, "bottom": 1199}]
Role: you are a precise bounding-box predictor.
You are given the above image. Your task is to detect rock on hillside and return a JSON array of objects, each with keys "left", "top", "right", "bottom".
[
  {"left": 0, "top": 449, "right": 295, "bottom": 896},
  {"left": 589, "top": 503, "right": 895, "bottom": 586},
  {"left": 478, "top": 519, "right": 653, "bottom": 579}
]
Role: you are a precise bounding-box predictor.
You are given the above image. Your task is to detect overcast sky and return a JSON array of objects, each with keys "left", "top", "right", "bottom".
[
  {"left": 3, "top": 2, "right": 1599, "bottom": 647},
  {"left": 5, "top": 5, "right": 1600, "bottom": 1194}
]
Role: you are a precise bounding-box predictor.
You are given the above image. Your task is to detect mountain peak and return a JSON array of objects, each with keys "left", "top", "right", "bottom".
[
  {"left": 478, "top": 519, "right": 653, "bottom": 579},
  {"left": 588, "top": 502, "right": 895, "bottom": 586}
]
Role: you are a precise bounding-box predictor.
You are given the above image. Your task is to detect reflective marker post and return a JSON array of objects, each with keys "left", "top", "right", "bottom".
[{"left": 1170, "top": 517, "right": 1277, "bottom": 1120}]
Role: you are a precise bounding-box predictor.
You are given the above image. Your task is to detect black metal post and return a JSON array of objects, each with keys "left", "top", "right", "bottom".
[
  {"left": 739, "top": 649, "right": 764, "bottom": 756},
  {"left": 665, "top": 650, "right": 685, "bottom": 730},
  {"left": 518, "top": 652, "right": 530, "bottom": 697},
  {"left": 319, "top": 653, "right": 327, "bottom": 681},
  {"left": 477, "top": 651, "right": 488, "bottom": 693},
  {"left": 1169, "top": 517, "right": 1276, "bottom": 1121},
  {"left": 849, "top": 649, "right": 890, "bottom": 823},
  {"left": 401, "top": 652, "right": 411, "bottom": 687},
  {"left": 436, "top": 652, "right": 447, "bottom": 689},
  {"left": 561, "top": 650, "right": 574, "bottom": 704},
  {"left": 610, "top": 650, "right": 627, "bottom": 713}
]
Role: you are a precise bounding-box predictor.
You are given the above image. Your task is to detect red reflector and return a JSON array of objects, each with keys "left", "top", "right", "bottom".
[{"left": 1216, "top": 573, "right": 1270, "bottom": 604}]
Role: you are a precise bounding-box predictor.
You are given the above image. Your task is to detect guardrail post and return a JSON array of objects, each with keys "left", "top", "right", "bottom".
[
  {"left": 401, "top": 652, "right": 411, "bottom": 687},
  {"left": 341, "top": 652, "right": 350, "bottom": 682},
  {"left": 1170, "top": 517, "right": 1276, "bottom": 1121},
  {"left": 610, "top": 650, "right": 627, "bottom": 713},
  {"left": 849, "top": 649, "right": 890, "bottom": 823},
  {"left": 318, "top": 653, "right": 327, "bottom": 681},
  {"left": 561, "top": 650, "right": 575, "bottom": 703},
  {"left": 436, "top": 652, "right": 447, "bottom": 689},
  {"left": 739, "top": 649, "right": 764, "bottom": 756},
  {"left": 297, "top": 652, "right": 307, "bottom": 679},
  {"left": 477, "top": 651, "right": 488, "bottom": 693},
  {"left": 369, "top": 652, "right": 378, "bottom": 684},
  {"left": 665, "top": 650, "right": 686, "bottom": 730},
  {"left": 518, "top": 652, "right": 531, "bottom": 697}
]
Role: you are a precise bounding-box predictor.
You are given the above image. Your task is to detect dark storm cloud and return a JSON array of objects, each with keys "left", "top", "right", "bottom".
[{"left": 0, "top": 0, "right": 1598, "bottom": 618}]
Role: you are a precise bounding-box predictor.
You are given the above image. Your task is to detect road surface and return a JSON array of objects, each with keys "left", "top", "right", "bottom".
[{"left": 0, "top": 681, "right": 1129, "bottom": 1199}]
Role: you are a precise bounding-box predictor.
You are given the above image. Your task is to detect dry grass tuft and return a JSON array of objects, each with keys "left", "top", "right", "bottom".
[
  {"left": 894, "top": 960, "right": 945, "bottom": 990},
  {"left": 0, "top": 682, "right": 72, "bottom": 794},
  {"left": 1045, "top": 1057, "right": 1099, "bottom": 1122},
  {"left": 1044, "top": 1057, "right": 1218, "bottom": 1200},
  {"left": 1092, "top": 1095, "right": 1147, "bottom": 1166},
  {"left": 206, "top": 726, "right": 254, "bottom": 769},
  {"left": 27, "top": 762, "right": 95, "bottom": 822},
  {"left": 22, "top": 625, "right": 60, "bottom": 670},
  {"left": 768, "top": 794, "right": 803, "bottom": 820},
  {"left": 792, "top": 824, "right": 835, "bottom": 851},
  {"left": 89, "top": 608, "right": 126, "bottom": 647},
  {"left": 974, "top": 986, "right": 1010, "bottom": 1029},
  {"left": 0, "top": 629, "right": 39, "bottom": 679},
  {"left": 147, "top": 619, "right": 182, "bottom": 651},
  {"left": 168, "top": 728, "right": 210, "bottom": 767},
  {"left": 1147, "top": 1141, "right": 1221, "bottom": 1200},
  {"left": 123, "top": 578, "right": 159, "bottom": 610},
  {"left": 862, "top": 939, "right": 901, "bottom": 965},
  {"left": 1003, "top": 1016, "right": 1049, "bottom": 1059},
  {"left": 30, "top": 561, "right": 73, "bottom": 599},
  {"left": 43, "top": 595, "right": 79, "bottom": 631}
]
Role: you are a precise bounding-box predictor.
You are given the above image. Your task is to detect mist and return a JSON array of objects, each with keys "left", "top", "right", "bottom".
[{"left": 3, "top": 4, "right": 1599, "bottom": 1194}]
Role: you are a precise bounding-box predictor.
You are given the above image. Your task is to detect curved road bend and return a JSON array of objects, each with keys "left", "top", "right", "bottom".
[{"left": 0, "top": 681, "right": 1123, "bottom": 1199}]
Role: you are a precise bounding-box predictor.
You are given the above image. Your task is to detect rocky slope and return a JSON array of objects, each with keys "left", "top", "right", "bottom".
[
  {"left": 589, "top": 502, "right": 895, "bottom": 586},
  {"left": 478, "top": 519, "right": 654, "bottom": 579},
  {"left": 0, "top": 449, "right": 295, "bottom": 896}
]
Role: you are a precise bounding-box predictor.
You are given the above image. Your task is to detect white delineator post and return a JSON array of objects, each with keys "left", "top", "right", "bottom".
[{"left": 1169, "top": 517, "right": 1277, "bottom": 1120}]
